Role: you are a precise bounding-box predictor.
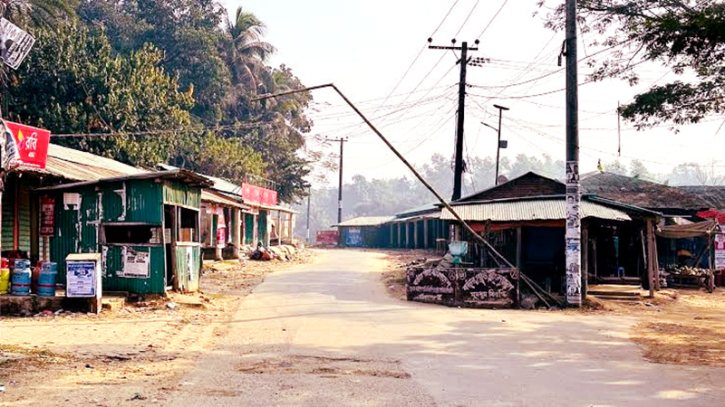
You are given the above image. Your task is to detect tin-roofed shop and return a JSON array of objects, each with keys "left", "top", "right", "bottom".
[
  {"left": 334, "top": 216, "right": 394, "bottom": 248},
  {"left": 440, "top": 172, "right": 662, "bottom": 297},
  {"left": 38, "top": 169, "right": 211, "bottom": 295}
]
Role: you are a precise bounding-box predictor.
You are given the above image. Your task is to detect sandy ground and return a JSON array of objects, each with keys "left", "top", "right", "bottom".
[
  {"left": 380, "top": 249, "right": 725, "bottom": 368},
  {"left": 168, "top": 249, "right": 725, "bottom": 406},
  {"left": 0, "top": 251, "right": 315, "bottom": 406},
  {"left": 3, "top": 248, "right": 725, "bottom": 406}
]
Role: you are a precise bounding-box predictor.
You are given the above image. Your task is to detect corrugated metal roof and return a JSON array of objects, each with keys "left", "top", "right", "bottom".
[
  {"left": 440, "top": 199, "right": 631, "bottom": 222},
  {"left": 334, "top": 216, "right": 395, "bottom": 227},
  {"left": 395, "top": 202, "right": 442, "bottom": 218},
  {"left": 158, "top": 163, "right": 242, "bottom": 196},
  {"left": 43, "top": 144, "right": 146, "bottom": 181},
  {"left": 201, "top": 190, "right": 248, "bottom": 209},
  {"left": 390, "top": 211, "right": 441, "bottom": 223}
]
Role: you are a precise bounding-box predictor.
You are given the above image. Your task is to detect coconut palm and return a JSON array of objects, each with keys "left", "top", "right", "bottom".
[
  {"left": 221, "top": 6, "right": 275, "bottom": 92},
  {"left": 1, "top": 0, "right": 75, "bottom": 28}
]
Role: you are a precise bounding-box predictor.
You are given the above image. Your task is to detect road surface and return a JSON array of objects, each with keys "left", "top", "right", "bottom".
[{"left": 171, "top": 249, "right": 725, "bottom": 406}]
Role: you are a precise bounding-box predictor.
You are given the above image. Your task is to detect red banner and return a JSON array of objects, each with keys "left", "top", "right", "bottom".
[
  {"left": 316, "top": 230, "right": 339, "bottom": 245},
  {"left": 5, "top": 121, "right": 50, "bottom": 169},
  {"left": 241, "top": 183, "right": 278, "bottom": 206}
]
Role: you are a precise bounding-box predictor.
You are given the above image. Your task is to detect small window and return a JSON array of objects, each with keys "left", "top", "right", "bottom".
[
  {"left": 178, "top": 207, "right": 199, "bottom": 242},
  {"left": 104, "top": 225, "right": 161, "bottom": 245}
]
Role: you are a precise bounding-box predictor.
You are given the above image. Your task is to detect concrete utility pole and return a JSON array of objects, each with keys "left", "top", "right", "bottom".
[
  {"left": 428, "top": 38, "right": 479, "bottom": 201},
  {"left": 493, "top": 104, "right": 509, "bottom": 185},
  {"left": 326, "top": 137, "right": 347, "bottom": 224},
  {"left": 306, "top": 186, "right": 311, "bottom": 243},
  {"left": 564, "top": 0, "right": 582, "bottom": 307}
]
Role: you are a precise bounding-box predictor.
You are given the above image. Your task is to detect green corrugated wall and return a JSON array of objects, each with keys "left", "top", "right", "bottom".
[
  {"left": 258, "top": 210, "right": 267, "bottom": 244},
  {"left": 1, "top": 177, "right": 32, "bottom": 253},
  {"left": 103, "top": 245, "right": 166, "bottom": 294},
  {"left": 163, "top": 181, "right": 201, "bottom": 208},
  {"left": 245, "top": 214, "right": 254, "bottom": 244}
]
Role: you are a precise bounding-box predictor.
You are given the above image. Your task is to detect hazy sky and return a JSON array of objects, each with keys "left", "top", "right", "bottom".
[{"left": 222, "top": 0, "right": 725, "bottom": 188}]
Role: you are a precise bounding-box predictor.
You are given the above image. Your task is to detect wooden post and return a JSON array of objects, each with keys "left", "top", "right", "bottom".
[
  {"left": 414, "top": 220, "right": 419, "bottom": 249},
  {"left": 516, "top": 227, "right": 523, "bottom": 268},
  {"left": 406, "top": 222, "right": 410, "bottom": 248},
  {"left": 592, "top": 236, "right": 598, "bottom": 279},
  {"left": 645, "top": 219, "right": 656, "bottom": 298},
  {"left": 232, "top": 208, "right": 241, "bottom": 259},
  {"left": 276, "top": 210, "right": 282, "bottom": 245},
  {"left": 424, "top": 219, "right": 429, "bottom": 249},
  {"left": 397, "top": 222, "right": 402, "bottom": 248},
  {"left": 708, "top": 234, "right": 715, "bottom": 293},
  {"left": 653, "top": 228, "right": 661, "bottom": 290},
  {"left": 252, "top": 213, "right": 258, "bottom": 247},
  {"left": 214, "top": 211, "right": 223, "bottom": 261}
]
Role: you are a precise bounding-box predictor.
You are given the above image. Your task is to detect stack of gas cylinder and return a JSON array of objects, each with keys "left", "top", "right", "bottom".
[{"left": 0, "top": 258, "right": 57, "bottom": 297}]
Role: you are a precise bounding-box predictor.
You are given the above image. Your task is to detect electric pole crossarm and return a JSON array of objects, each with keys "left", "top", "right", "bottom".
[{"left": 428, "top": 45, "right": 479, "bottom": 51}]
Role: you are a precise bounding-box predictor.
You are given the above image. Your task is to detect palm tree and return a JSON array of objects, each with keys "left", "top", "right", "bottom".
[
  {"left": 221, "top": 6, "right": 275, "bottom": 92},
  {"left": 1, "top": 0, "right": 75, "bottom": 28}
]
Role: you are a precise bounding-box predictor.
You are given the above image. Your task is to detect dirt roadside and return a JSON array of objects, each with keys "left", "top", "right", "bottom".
[
  {"left": 0, "top": 250, "right": 316, "bottom": 406},
  {"left": 378, "top": 249, "right": 725, "bottom": 367}
]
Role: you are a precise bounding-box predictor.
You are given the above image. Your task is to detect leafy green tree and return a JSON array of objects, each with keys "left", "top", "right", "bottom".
[
  {"left": 78, "top": 0, "right": 231, "bottom": 123},
  {"left": 542, "top": 0, "right": 725, "bottom": 128},
  {"left": 5, "top": 23, "right": 194, "bottom": 166}
]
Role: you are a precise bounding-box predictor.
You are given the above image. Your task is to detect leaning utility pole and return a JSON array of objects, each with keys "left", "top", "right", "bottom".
[
  {"left": 326, "top": 137, "right": 347, "bottom": 224},
  {"left": 564, "top": 0, "right": 582, "bottom": 307},
  {"left": 428, "top": 38, "right": 479, "bottom": 201},
  {"left": 493, "top": 104, "right": 509, "bottom": 185}
]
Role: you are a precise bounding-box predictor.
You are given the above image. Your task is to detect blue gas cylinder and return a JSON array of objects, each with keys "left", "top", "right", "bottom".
[
  {"left": 11, "top": 259, "right": 32, "bottom": 296},
  {"left": 37, "top": 262, "right": 57, "bottom": 297}
]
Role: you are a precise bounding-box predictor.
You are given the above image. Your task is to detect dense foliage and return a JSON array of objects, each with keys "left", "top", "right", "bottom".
[
  {"left": 2, "top": 0, "right": 315, "bottom": 202},
  {"left": 541, "top": 0, "right": 725, "bottom": 129}
]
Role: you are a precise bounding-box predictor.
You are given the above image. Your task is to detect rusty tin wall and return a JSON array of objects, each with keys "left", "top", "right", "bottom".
[{"left": 51, "top": 180, "right": 166, "bottom": 295}]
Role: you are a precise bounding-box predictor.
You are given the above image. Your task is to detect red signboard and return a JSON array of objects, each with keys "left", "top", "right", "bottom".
[
  {"left": 40, "top": 195, "right": 55, "bottom": 236},
  {"left": 316, "top": 230, "right": 339, "bottom": 246},
  {"left": 241, "top": 183, "right": 278, "bottom": 206},
  {"left": 5, "top": 121, "right": 50, "bottom": 169}
]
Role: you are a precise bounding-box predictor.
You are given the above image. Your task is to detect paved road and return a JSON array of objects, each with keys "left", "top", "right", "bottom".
[{"left": 171, "top": 250, "right": 725, "bottom": 406}]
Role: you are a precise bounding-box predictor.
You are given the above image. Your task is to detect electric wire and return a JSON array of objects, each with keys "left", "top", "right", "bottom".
[{"left": 454, "top": 0, "right": 480, "bottom": 38}]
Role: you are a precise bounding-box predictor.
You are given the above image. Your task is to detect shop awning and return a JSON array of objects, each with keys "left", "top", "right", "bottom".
[{"left": 657, "top": 219, "right": 720, "bottom": 239}]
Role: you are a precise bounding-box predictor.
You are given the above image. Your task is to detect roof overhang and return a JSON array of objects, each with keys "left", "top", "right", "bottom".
[
  {"left": 440, "top": 197, "right": 632, "bottom": 222},
  {"left": 37, "top": 169, "right": 213, "bottom": 191}
]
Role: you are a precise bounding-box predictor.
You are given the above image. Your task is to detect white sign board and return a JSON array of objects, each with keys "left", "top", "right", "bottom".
[
  {"left": 715, "top": 234, "right": 725, "bottom": 269},
  {"left": 124, "top": 248, "right": 150, "bottom": 278},
  {"left": 67, "top": 260, "right": 98, "bottom": 297},
  {"left": 0, "top": 18, "right": 35, "bottom": 70}
]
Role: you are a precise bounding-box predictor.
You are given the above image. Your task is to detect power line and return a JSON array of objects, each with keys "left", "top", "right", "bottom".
[
  {"left": 454, "top": 0, "right": 480, "bottom": 38},
  {"left": 367, "top": 0, "right": 462, "bottom": 121},
  {"left": 432, "top": 0, "right": 462, "bottom": 38},
  {"left": 475, "top": 0, "right": 509, "bottom": 40}
]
